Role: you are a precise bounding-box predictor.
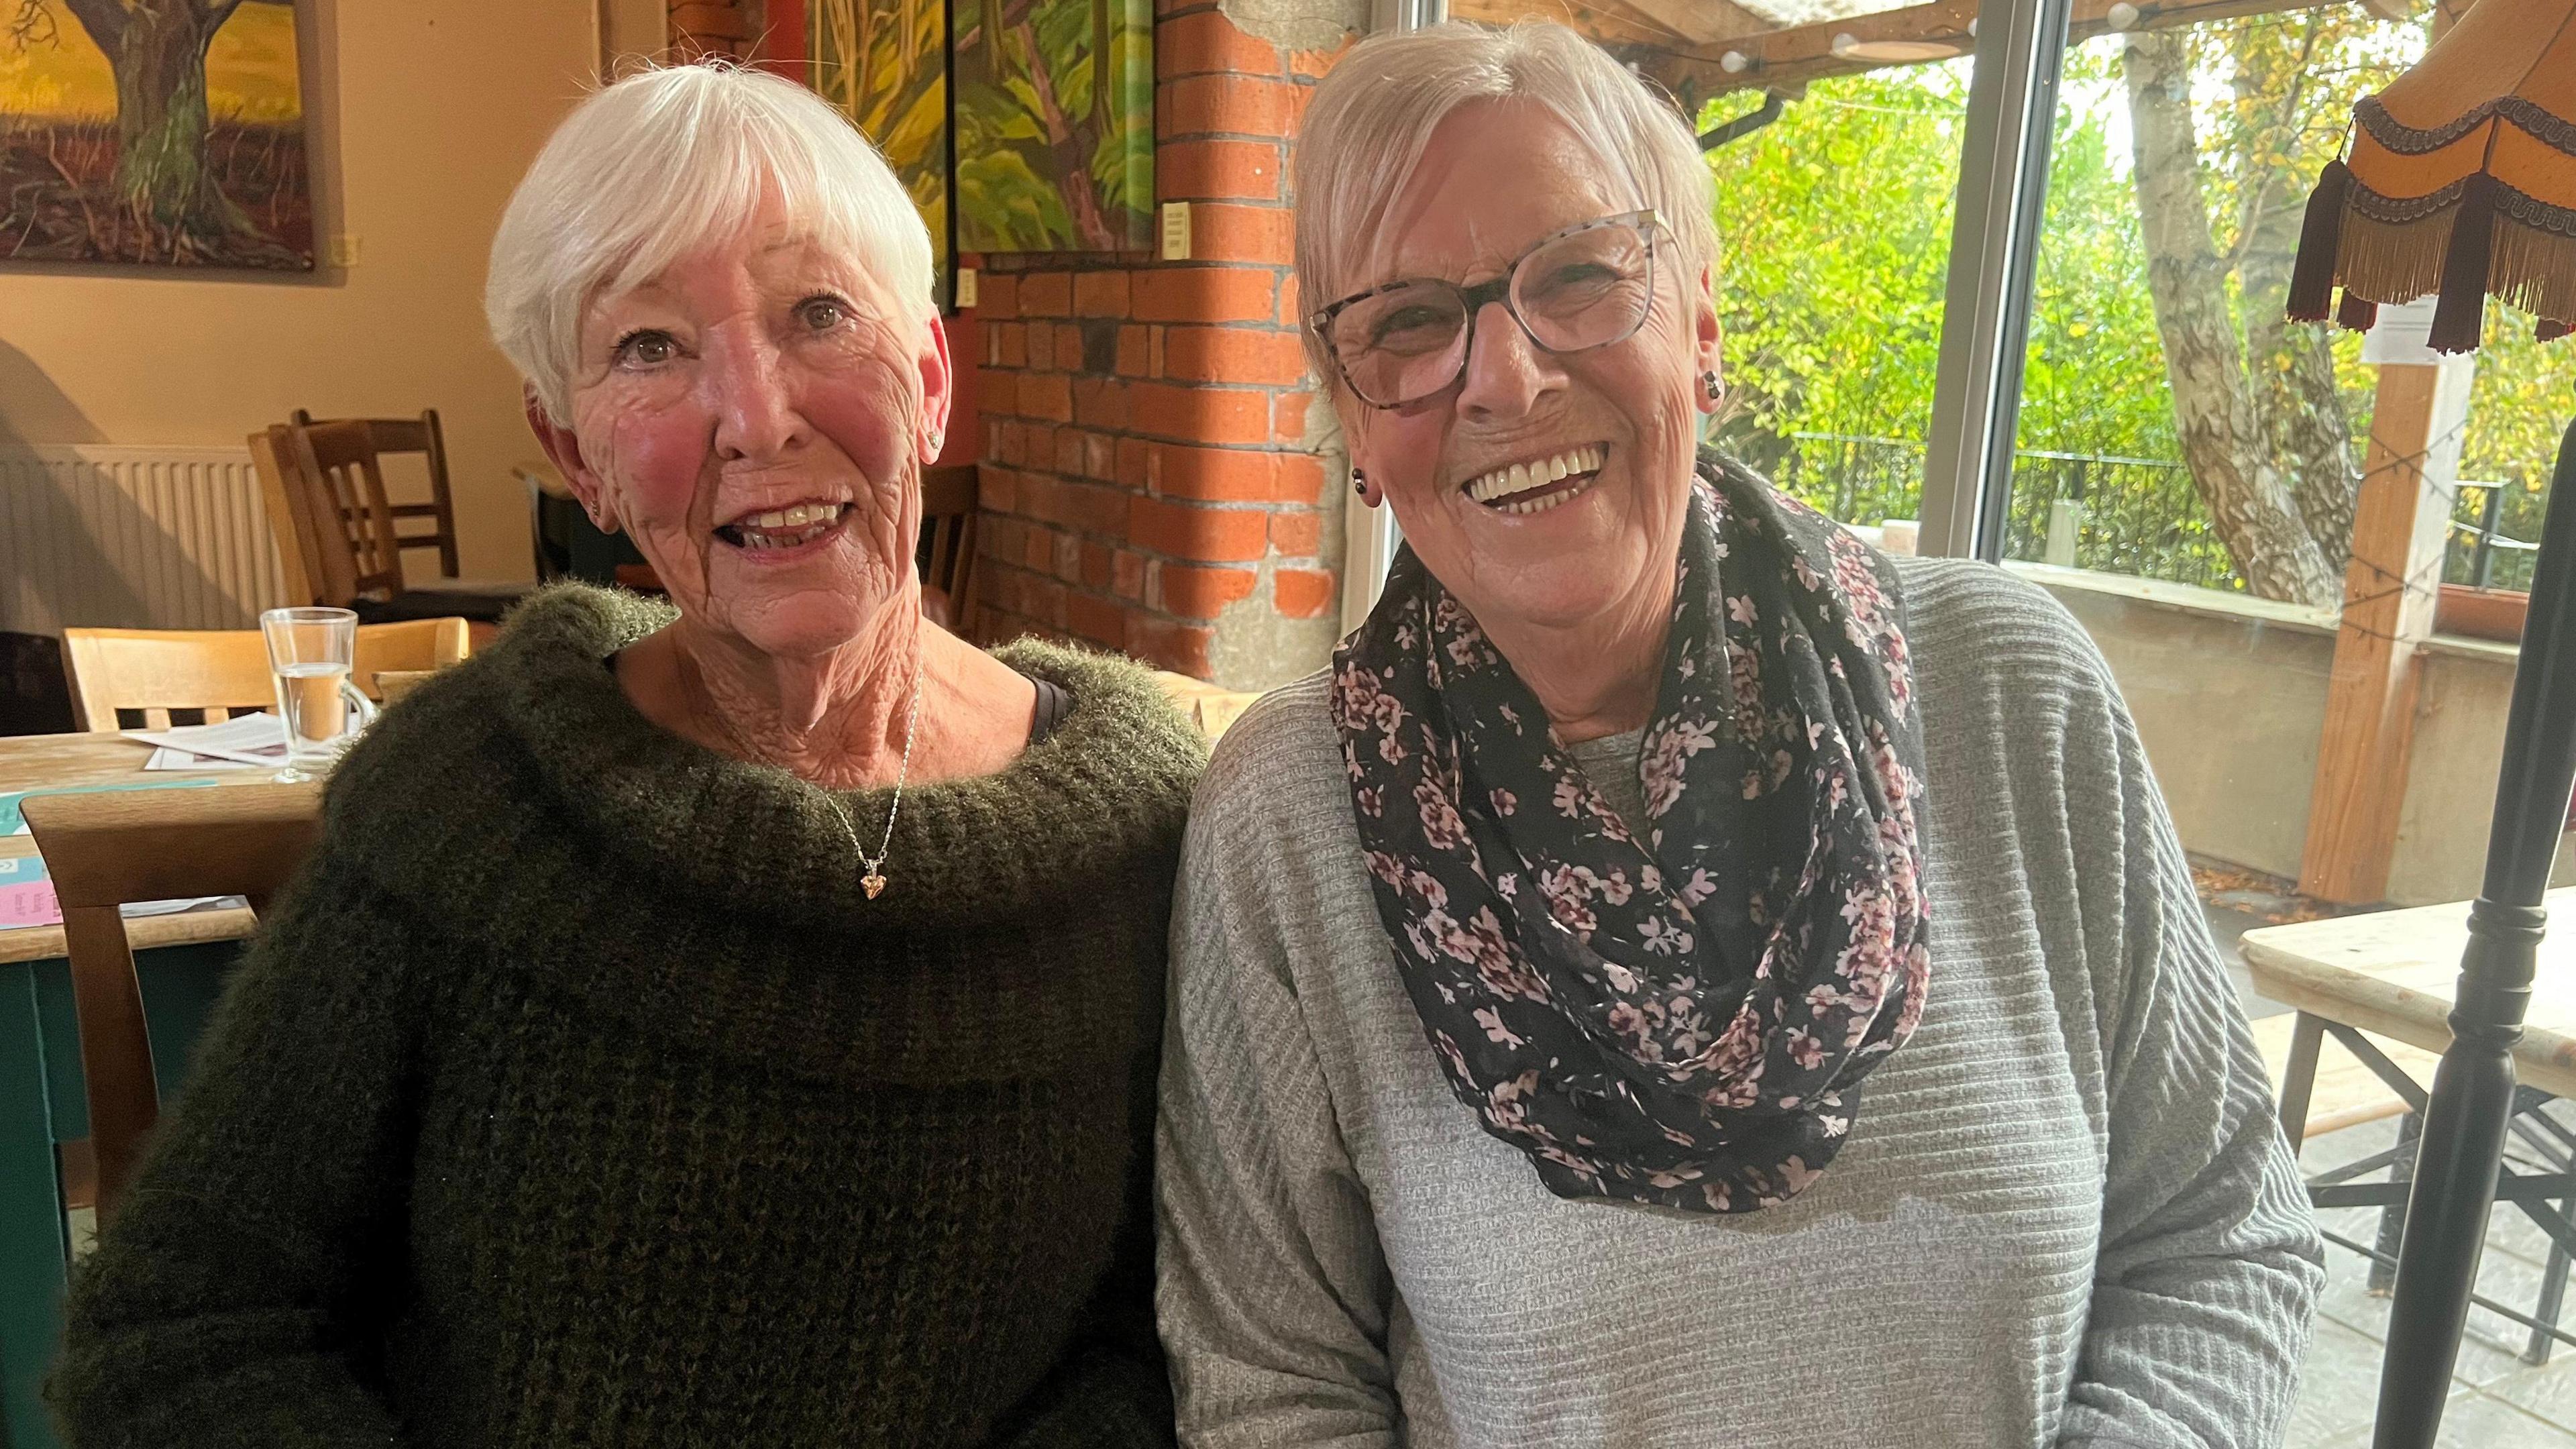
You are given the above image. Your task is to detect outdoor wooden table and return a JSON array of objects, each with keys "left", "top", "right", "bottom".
[
  {"left": 0, "top": 731, "right": 290, "bottom": 1449},
  {"left": 2242, "top": 888, "right": 2576, "bottom": 1105},
  {"left": 2242, "top": 890, "right": 2576, "bottom": 1366}
]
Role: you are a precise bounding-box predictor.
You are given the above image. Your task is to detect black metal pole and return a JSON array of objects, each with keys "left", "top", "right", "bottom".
[
  {"left": 2477, "top": 484, "right": 2503, "bottom": 589},
  {"left": 2375, "top": 417, "right": 2576, "bottom": 1448}
]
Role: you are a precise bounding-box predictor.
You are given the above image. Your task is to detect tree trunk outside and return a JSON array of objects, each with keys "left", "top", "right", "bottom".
[
  {"left": 2124, "top": 32, "right": 2345, "bottom": 606},
  {"left": 2235, "top": 59, "right": 2361, "bottom": 572}
]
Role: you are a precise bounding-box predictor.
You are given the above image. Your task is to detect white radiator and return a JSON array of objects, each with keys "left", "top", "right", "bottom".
[{"left": 0, "top": 444, "right": 290, "bottom": 636}]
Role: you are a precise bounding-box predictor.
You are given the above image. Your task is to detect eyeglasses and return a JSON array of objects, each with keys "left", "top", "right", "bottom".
[{"left": 1307, "top": 209, "right": 1666, "bottom": 411}]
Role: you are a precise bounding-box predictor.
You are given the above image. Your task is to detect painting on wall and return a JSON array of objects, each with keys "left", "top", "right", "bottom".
[
  {"left": 1, "top": 0, "right": 311, "bottom": 270},
  {"left": 804, "top": 0, "right": 953, "bottom": 301},
  {"left": 951, "top": 0, "right": 1151, "bottom": 252}
]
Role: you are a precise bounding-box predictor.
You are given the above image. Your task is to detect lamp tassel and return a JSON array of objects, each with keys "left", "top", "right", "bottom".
[
  {"left": 2288, "top": 158, "right": 2353, "bottom": 323},
  {"left": 2430, "top": 172, "right": 2498, "bottom": 354}
]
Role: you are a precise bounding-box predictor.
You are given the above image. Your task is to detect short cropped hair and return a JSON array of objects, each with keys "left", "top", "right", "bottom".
[
  {"left": 488, "top": 61, "right": 937, "bottom": 424},
  {"left": 1291, "top": 21, "right": 1721, "bottom": 382}
]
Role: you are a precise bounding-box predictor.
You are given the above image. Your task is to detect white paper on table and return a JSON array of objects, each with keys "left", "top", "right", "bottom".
[
  {"left": 121, "top": 895, "right": 248, "bottom": 918},
  {"left": 126, "top": 712, "right": 292, "bottom": 770}
]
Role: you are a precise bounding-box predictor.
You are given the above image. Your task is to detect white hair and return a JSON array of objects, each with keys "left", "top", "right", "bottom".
[
  {"left": 487, "top": 60, "right": 938, "bottom": 425},
  {"left": 1291, "top": 21, "right": 1720, "bottom": 382}
]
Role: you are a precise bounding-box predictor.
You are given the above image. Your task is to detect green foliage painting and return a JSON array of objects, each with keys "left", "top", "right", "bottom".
[
  {"left": 810, "top": 0, "right": 951, "bottom": 298},
  {"left": 951, "top": 0, "right": 1150, "bottom": 252}
]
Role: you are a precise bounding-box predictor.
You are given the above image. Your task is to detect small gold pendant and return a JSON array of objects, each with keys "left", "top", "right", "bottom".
[{"left": 863, "top": 872, "right": 887, "bottom": 900}]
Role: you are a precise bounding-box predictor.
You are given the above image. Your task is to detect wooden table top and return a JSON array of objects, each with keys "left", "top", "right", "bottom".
[
  {"left": 1, "top": 731, "right": 276, "bottom": 965},
  {"left": 2241, "top": 888, "right": 2576, "bottom": 1099}
]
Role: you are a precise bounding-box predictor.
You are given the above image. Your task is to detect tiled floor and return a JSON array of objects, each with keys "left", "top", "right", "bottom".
[
  {"left": 2203, "top": 898, "right": 2576, "bottom": 1447},
  {"left": 2283, "top": 1117, "right": 2576, "bottom": 1447}
]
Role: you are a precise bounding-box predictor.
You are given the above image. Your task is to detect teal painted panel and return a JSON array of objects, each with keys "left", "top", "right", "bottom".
[{"left": 30, "top": 942, "right": 242, "bottom": 1142}]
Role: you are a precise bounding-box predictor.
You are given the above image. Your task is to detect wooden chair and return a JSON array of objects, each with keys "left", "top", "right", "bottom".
[
  {"left": 62, "top": 617, "right": 470, "bottom": 731},
  {"left": 250, "top": 425, "right": 331, "bottom": 609},
  {"left": 920, "top": 464, "right": 982, "bottom": 639},
  {"left": 275, "top": 421, "right": 530, "bottom": 626},
  {"left": 21, "top": 784, "right": 323, "bottom": 1225},
  {"left": 290, "top": 409, "right": 461, "bottom": 578},
  {"left": 292, "top": 419, "right": 418, "bottom": 604}
]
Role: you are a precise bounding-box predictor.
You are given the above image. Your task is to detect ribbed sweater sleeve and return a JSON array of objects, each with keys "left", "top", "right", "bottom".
[
  {"left": 49, "top": 851, "right": 419, "bottom": 1448},
  {"left": 1156, "top": 751, "right": 1401, "bottom": 1448},
  {"left": 2051, "top": 639, "right": 2325, "bottom": 1448}
]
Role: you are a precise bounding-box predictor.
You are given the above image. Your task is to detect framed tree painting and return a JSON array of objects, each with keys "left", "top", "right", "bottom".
[
  {"left": 951, "top": 0, "right": 1152, "bottom": 252},
  {"left": 1, "top": 0, "right": 312, "bottom": 270},
  {"left": 799, "top": 0, "right": 953, "bottom": 299}
]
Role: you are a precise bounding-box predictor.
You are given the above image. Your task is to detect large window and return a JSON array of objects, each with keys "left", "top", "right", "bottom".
[{"left": 1701, "top": 61, "right": 1969, "bottom": 529}]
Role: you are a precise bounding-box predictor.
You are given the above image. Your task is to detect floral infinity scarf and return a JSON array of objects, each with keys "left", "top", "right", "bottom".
[{"left": 1332, "top": 451, "right": 1930, "bottom": 1214}]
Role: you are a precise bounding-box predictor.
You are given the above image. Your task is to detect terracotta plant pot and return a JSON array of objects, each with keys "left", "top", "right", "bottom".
[{"left": 2435, "top": 584, "right": 2530, "bottom": 644}]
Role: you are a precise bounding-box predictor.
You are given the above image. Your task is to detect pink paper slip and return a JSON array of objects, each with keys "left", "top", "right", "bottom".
[{"left": 0, "top": 855, "right": 58, "bottom": 931}]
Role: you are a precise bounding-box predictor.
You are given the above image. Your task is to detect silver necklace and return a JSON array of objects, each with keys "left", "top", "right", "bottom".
[{"left": 818, "top": 651, "right": 924, "bottom": 900}]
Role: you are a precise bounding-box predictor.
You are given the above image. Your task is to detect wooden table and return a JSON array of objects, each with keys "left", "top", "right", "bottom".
[
  {"left": 2242, "top": 889, "right": 2576, "bottom": 1364},
  {"left": 2243, "top": 889, "right": 2576, "bottom": 1102},
  {"left": 1152, "top": 671, "right": 1261, "bottom": 742},
  {"left": 1, "top": 733, "right": 278, "bottom": 967},
  {"left": 0, "top": 732, "right": 283, "bottom": 1449}
]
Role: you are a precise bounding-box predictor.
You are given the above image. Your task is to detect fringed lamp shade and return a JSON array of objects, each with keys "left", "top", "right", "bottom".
[{"left": 2286, "top": 0, "right": 2576, "bottom": 353}]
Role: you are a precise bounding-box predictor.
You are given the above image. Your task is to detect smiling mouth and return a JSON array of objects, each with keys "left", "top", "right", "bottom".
[
  {"left": 713, "top": 502, "right": 855, "bottom": 551},
  {"left": 1459, "top": 443, "right": 1609, "bottom": 517}
]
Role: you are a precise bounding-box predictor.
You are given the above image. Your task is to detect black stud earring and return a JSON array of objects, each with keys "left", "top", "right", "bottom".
[
  {"left": 1701, "top": 371, "right": 1724, "bottom": 402},
  {"left": 1352, "top": 468, "right": 1368, "bottom": 497}
]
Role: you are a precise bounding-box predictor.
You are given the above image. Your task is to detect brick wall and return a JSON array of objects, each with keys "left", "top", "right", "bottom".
[
  {"left": 970, "top": 6, "right": 1348, "bottom": 686},
  {"left": 669, "top": 0, "right": 759, "bottom": 58}
]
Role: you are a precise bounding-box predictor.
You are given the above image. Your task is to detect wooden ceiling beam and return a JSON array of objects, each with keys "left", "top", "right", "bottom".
[
  {"left": 1451, "top": 0, "right": 1780, "bottom": 48},
  {"left": 1479, "top": 0, "right": 2379, "bottom": 116}
]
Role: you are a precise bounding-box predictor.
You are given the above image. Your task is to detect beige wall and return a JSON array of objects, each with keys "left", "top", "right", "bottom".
[
  {"left": 2391, "top": 638, "right": 2576, "bottom": 907},
  {"left": 2021, "top": 565, "right": 2575, "bottom": 908},
  {"left": 0, "top": 0, "right": 665, "bottom": 586},
  {"left": 2027, "top": 565, "right": 2338, "bottom": 883}
]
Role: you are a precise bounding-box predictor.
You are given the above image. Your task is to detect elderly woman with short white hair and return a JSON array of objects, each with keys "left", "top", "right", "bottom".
[
  {"left": 52, "top": 63, "right": 1196, "bottom": 1448},
  {"left": 1156, "top": 22, "right": 2320, "bottom": 1447}
]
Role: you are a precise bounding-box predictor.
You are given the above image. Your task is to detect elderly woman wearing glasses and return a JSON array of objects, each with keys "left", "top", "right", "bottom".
[
  {"left": 51, "top": 64, "right": 1195, "bottom": 1448},
  {"left": 1156, "top": 22, "right": 2320, "bottom": 1447}
]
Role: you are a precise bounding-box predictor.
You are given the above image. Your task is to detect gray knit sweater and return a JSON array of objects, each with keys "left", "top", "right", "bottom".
[{"left": 1155, "top": 557, "right": 2322, "bottom": 1448}]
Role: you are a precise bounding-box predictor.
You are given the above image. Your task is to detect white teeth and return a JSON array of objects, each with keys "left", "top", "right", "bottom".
[
  {"left": 727, "top": 502, "right": 847, "bottom": 549},
  {"left": 733, "top": 502, "right": 845, "bottom": 532},
  {"left": 1464, "top": 445, "right": 1605, "bottom": 503}
]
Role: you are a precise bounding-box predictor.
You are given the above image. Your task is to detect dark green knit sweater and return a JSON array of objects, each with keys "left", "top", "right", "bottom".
[{"left": 50, "top": 585, "right": 1205, "bottom": 1448}]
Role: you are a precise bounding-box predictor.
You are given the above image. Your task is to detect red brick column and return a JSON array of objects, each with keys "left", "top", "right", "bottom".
[
  {"left": 669, "top": 0, "right": 757, "bottom": 59},
  {"left": 972, "top": 7, "right": 1348, "bottom": 685}
]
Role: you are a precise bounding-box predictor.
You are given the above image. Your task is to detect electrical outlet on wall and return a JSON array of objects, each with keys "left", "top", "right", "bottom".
[
  {"left": 1160, "top": 203, "right": 1191, "bottom": 262},
  {"left": 326, "top": 235, "right": 361, "bottom": 267},
  {"left": 955, "top": 268, "right": 977, "bottom": 309}
]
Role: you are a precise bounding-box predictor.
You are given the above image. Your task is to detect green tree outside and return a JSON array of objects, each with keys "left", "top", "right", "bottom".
[{"left": 1701, "top": 19, "right": 2570, "bottom": 596}]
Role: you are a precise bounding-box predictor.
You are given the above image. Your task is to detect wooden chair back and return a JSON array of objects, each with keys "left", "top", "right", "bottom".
[
  {"left": 62, "top": 618, "right": 472, "bottom": 731},
  {"left": 288, "top": 421, "right": 409, "bottom": 603},
  {"left": 920, "top": 464, "right": 981, "bottom": 640},
  {"left": 22, "top": 784, "right": 323, "bottom": 1225},
  {"left": 250, "top": 425, "right": 333, "bottom": 608},
  {"left": 291, "top": 409, "right": 460, "bottom": 578}
]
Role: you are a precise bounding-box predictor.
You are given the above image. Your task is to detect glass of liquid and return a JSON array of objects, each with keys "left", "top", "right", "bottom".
[{"left": 260, "top": 606, "right": 378, "bottom": 782}]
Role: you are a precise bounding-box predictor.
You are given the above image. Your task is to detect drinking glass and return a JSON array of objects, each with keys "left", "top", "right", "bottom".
[{"left": 260, "top": 606, "right": 377, "bottom": 782}]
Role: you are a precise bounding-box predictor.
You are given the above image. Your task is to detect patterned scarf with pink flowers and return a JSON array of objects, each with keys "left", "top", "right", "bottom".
[{"left": 1332, "top": 451, "right": 1929, "bottom": 1215}]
